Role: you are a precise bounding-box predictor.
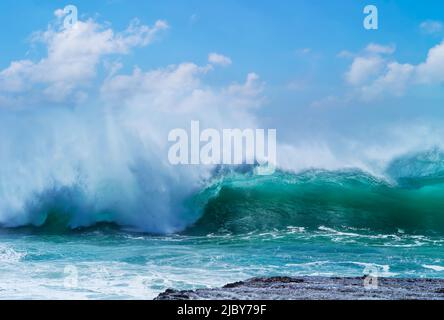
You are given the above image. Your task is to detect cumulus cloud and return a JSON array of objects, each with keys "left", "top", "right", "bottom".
[
  {"left": 208, "top": 53, "right": 232, "bottom": 66},
  {"left": 0, "top": 18, "right": 168, "bottom": 105},
  {"left": 345, "top": 56, "right": 385, "bottom": 85},
  {"left": 360, "top": 62, "right": 415, "bottom": 99},
  {"left": 101, "top": 64, "right": 264, "bottom": 114},
  {"left": 416, "top": 40, "right": 444, "bottom": 83},
  {"left": 344, "top": 43, "right": 394, "bottom": 86},
  {"left": 343, "top": 41, "right": 444, "bottom": 100},
  {"left": 226, "top": 73, "right": 263, "bottom": 99}
]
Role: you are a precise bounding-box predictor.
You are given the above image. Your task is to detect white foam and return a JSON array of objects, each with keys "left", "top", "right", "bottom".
[
  {"left": 423, "top": 264, "right": 444, "bottom": 272},
  {"left": 0, "top": 245, "right": 26, "bottom": 263}
]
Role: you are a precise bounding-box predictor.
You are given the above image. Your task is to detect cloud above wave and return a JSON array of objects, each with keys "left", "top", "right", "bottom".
[
  {"left": 0, "top": 16, "right": 168, "bottom": 106},
  {"left": 340, "top": 41, "right": 444, "bottom": 101}
]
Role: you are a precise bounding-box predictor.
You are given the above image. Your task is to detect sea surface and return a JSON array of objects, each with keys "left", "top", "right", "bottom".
[
  {"left": 2, "top": 150, "right": 444, "bottom": 299},
  {"left": 0, "top": 225, "right": 443, "bottom": 299}
]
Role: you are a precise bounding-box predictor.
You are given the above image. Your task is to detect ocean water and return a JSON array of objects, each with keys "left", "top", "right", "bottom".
[
  {"left": 1, "top": 150, "right": 444, "bottom": 299},
  {"left": 0, "top": 226, "right": 443, "bottom": 299}
]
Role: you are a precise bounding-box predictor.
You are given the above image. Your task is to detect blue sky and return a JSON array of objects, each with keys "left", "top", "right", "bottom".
[{"left": 1, "top": 0, "right": 444, "bottom": 157}]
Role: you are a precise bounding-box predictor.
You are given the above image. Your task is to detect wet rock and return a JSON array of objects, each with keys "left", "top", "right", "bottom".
[{"left": 155, "top": 276, "right": 444, "bottom": 300}]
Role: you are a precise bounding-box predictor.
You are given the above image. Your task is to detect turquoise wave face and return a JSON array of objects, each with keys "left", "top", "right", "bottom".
[{"left": 187, "top": 167, "right": 444, "bottom": 235}]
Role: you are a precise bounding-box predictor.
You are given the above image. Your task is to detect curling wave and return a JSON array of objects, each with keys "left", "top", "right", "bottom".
[{"left": 187, "top": 149, "right": 444, "bottom": 235}]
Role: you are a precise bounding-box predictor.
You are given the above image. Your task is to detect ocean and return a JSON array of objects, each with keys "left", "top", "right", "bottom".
[{"left": 1, "top": 150, "right": 444, "bottom": 299}]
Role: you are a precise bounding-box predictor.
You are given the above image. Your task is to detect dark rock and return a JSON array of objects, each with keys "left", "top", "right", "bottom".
[
  {"left": 223, "top": 281, "right": 245, "bottom": 288},
  {"left": 164, "top": 289, "right": 177, "bottom": 294},
  {"left": 155, "top": 276, "right": 444, "bottom": 300},
  {"left": 258, "top": 277, "right": 304, "bottom": 283}
]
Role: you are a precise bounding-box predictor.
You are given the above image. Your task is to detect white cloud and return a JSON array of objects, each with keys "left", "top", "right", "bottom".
[
  {"left": 345, "top": 56, "right": 385, "bottom": 85},
  {"left": 343, "top": 43, "right": 395, "bottom": 86},
  {"left": 360, "top": 62, "right": 415, "bottom": 100},
  {"left": 343, "top": 40, "right": 444, "bottom": 101},
  {"left": 420, "top": 20, "right": 443, "bottom": 34},
  {"left": 416, "top": 40, "right": 444, "bottom": 83},
  {"left": 224, "top": 72, "right": 264, "bottom": 107},
  {"left": 208, "top": 53, "right": 232, "bottom": 66},
  {"left": 54, "top": 8, "right": 65, "bottom": 18},
  {"left": 0, "top": 18, "right": 168, "bottom": 105},
  {"left": 101, "top": 64, "right": 263, "bottom": 113}
]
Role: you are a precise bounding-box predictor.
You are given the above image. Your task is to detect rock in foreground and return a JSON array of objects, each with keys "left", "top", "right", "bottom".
[{"left": 155, "top": 276, "right": 444, "bottom": 300}]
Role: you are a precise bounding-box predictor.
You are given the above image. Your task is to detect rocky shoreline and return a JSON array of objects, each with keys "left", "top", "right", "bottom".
[{"left": 155, "top": 276, "right": 444, "bottom": 300}]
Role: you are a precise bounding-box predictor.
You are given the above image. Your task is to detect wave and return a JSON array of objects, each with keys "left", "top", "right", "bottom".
[
  {"left": 2, "top": 145, "right": 444, "bottom": 235},
  {"left": 186, "top": 150, "right": 444, "bottom": 235}
]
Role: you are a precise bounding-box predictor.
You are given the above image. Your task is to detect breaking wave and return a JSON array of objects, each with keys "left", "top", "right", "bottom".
[
  {"left": 187, "top": 149, "right": 444, "bottom": 235},
  {"left": 1, "top": 108, "right": 444, "bottom": 237}
]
